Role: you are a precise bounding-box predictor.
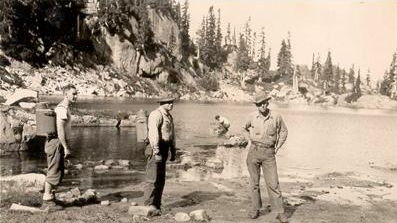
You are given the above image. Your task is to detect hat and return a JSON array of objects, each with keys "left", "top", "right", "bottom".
[
  {"left": 157, "top": 93, "right": 175, "bottom": 103},
  {"left": 253, "top": 93, "right": 271, "bottom": 104}
]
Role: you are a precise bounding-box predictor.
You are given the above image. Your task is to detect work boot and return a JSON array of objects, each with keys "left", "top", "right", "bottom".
[
  {"left": 147, "top": 205, "right": 161, "bottom": 217},
  {"left": 248, "top": 210, "right": 260, "bottom": 219},
  {"left": 41, "top": 200, "right": 64, "bottom": 212},
  {"left": 276, "top": 213, "right": 289, "bottom": 223}
]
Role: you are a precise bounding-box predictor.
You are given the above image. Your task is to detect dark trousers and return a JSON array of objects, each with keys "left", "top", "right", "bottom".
[
  {"left": 143, "top": 143, "right": 170, "bottom": 208},
  {"left": 246, "top": 143, "right": 284, "bottom": 213}
]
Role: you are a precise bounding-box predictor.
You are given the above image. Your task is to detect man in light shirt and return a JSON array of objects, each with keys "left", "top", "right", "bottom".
[
  {"left": 42, "top": 84, "right": 77, "bottom": 210},
  {"left": 243, "top": 93, "right": 289, "bottom": 223},
  {"left": 143, "top": 94, "right": 176, "bottom": 216}
]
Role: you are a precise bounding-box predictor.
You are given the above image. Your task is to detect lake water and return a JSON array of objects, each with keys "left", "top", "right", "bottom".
[{"left": 1, "top": 98, "right": 397, "bottom": 187}]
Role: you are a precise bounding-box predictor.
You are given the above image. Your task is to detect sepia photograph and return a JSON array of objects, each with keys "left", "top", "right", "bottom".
[{"left": 0, "top": 0, "right": 396, "bottom": 222}]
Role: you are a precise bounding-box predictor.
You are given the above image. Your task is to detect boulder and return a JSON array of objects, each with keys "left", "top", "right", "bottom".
[
  {"left": 0, "top": 111, "right": 19, "bottom": 144},
  {"left": 10, "top": 203, "right": 46, "bottom": 213},
  {"left": 4, "top": 89, "right": 38, "bottom": 106},
  {"left": 205, "top": 158, "right": 223, "bottom": 170},
  {"left": 94, "top": 165, "right": 110, "bottom": 170},
  {"left": 101, "top": 200, "right": 110, "bottom": 206},
  {"left": 18, "top": 102, "right": 36, "bottom": 109},
  {"left": 189, "top": 209, "right": 210, "bottom": 222},
  {"left": 0, "top": 173, "right": 45, "bottom": 193},
  {"left": 118, "top": 159, "right": 131, "bottom": 167},
  {"left": 215, "top": 145, "right": 249, "bottom": 178},
  {"left": 174, "top": 212, "right": 191, "bottom": 222},
  {"left": 104, "top": 159, "right": 117, "bottom": 166}
]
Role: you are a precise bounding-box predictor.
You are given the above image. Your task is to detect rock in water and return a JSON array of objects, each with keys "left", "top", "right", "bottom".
[{"left": 215, "top": 145, "right": 249, "bottom": 178}]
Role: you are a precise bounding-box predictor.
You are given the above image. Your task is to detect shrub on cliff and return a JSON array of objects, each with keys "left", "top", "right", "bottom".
[
  {"left": 0, "top": 0, "right": 84, "bottom": 66},
  {"left": 197, "top": 74, "right": 219, "bottom": 92}
]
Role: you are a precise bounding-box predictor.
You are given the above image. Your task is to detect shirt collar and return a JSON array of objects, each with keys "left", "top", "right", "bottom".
[
  {"left": 59, "top": 98, "right": 69, "bottom": 109},
  {"left": 158, "top": 106, "right": 169, "bottom": 116},
  {"left": 256, "top": 110, "right": 271, "bottom": 120}
]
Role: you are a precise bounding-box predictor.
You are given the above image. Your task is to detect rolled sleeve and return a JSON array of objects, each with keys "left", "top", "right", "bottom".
[
  {"left": 148, "top": 110, "right": 162, "bottom": 149},
  {"left": 275, "top": 115, "right": 288, "bottom": 149}
]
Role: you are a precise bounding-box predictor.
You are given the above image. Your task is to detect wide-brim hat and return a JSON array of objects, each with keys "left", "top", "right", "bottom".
[
  {"left": 157, "top": 94, "right": 176, "bottom": 103},
  {"left": 253, "top": 93, "right": 271, "bottom": 104}
]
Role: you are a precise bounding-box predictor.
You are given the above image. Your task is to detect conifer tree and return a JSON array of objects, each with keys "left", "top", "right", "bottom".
[
  {"left": 257, "top": 28, "right": 270, "bottom": 80},
  {"left": 200, "top": 6, "right": 217, "bottom": 68},
  {"left": 216, "top": 8, "right": 222, "bottom": 49},
  {"left": 323, "top": 51, "right": 333, "bottom": 90},
  {"left": 232, "top": 27, "right": 237, "bottom": 46},
  {"left": 180, "top": 0, "right": 191, "bottom": 59},
  {"left": 366, "top": 69, "right": 371, "bottom": 87},
  {"left": 341, "top": 69, "right": 347, "bottom": 93},
  {"left": 235, "top": 33, "right": 250, "bottom": 72},
  {"left": 196, "top": 16, "right": 206, "bottom": 53},
  {"left": 354, "top": 70, "right": 362, "bottom": 96},
  {"left": 276, "top": 39, "right": 293, "bottom": 80},
  {"left": 348, "top": 65, "right": 355, "bottom": 84},
  {"left": 168, "top": 26, "right": 176, "bottom": 52},
  {"left": 225, "top": 23, "right": 231, "bottom": 45},
  {"left": 334, "top": 65, "right": 341, "bottom": 93},
  {"left": 380, "top": 52, "right": 397, "bottom": 97}
]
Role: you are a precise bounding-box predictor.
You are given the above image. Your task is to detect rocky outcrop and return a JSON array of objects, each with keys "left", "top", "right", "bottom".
[{"left": 0, "top": 173, "right": 45, "bottom": 193}]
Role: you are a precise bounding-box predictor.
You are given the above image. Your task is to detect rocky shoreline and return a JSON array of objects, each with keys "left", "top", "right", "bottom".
[{"left": 0, "top": 140, "right": 396, "bottom": 223}]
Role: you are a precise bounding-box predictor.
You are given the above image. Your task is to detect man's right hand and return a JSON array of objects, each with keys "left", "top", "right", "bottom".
[{"left": 64, "top": 148, "right": 71, "bottom": 158}]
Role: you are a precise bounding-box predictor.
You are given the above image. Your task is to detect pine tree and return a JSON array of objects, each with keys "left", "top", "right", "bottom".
[
  {"left": 200, "top": 6, "right": 217, "bottom": 68},
  {"left": 196, "top": 16, "right": 206, "bottom": 53},
  {"left": 366, "top": 69, "right": 371, "bottom": 87},
  {"left": 216, "top": 8, "right": 222, "bottom": 49},
  {"left": 232, "top": 26, "right": 237, "bottom": 46},
  {"left": 334, "top": 65, "right": 341, "bottom": 93},
  {"left": 257, "top": 28, "right": 269, "bottom": 80},
  {"left": 168, "top": 25, "right": 176, "bottom": 53},
  {"left": 354, "top": 70, "right": 362, "bottom": 96},
  {"left": 235, "top": 33, "right": 250, "bottom": 72},
  {"left": 244, "top": 17, "right": 252, "bottom": 58},
  {"left": 341, "top": 69, "right": 347, "bottom": 93},
  {"left": 380, "top": 52, "right": 397, "bottom": 97},
  {"left": 276, "top": 39, "right": 293, "bottom": 80},
  {"left": 323, "top": 51, "right": 333, "bottom": 90},
  {"left": 348, "top": 65, "right": 355, "bottom": 84},
  {"left": 180, "top": 0, "right": 191, "bottom": 59},
  {"left": 311, "top": 53, "right": 316, "bottom": 79},
  {"left": 225, "top": 23, "right": 231, "bottom": 45}
]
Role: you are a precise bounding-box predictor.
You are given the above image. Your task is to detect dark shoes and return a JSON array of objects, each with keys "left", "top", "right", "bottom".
[
  {"left": 248, "top": 210, "right": 260, "bottom": 219},
  {"left": 276, "top": 213, "right": 289, "bottom": 223},
  {"left": 147, "top": 205, "right": 161, "bottom": 217}
]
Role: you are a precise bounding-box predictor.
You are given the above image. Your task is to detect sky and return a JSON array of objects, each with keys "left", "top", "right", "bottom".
[{"left": 185, "top": 0, "right": 397, "bottom": 81}]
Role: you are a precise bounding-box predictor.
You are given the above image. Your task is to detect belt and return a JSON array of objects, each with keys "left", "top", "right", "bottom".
[
  {"left": 251, "top": 141, "right": 274, "bottom": 149},
  {"left": 46, "top": 132, "right": 58, "bottom": 140}
]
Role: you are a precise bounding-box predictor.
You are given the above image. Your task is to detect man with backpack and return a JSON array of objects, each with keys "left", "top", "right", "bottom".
[
  {"left": 143, "top": 94, "right": 176, "bottom": 215},
  {"left": 42, "top": 84, "right": 77, "bottom": 211}
]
